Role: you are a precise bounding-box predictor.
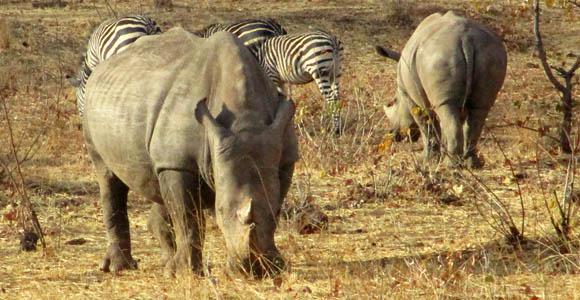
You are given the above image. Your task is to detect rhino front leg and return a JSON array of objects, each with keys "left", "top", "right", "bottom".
[
  {"left": 279, "top": 163, "right": 295, "bottom": 205},
  {"left": 158, "top": 170, "right": 205, "bottom": 276},
  {"left": 463, "top": 107, "right": 490, "bottom": 169},
  {"left": 98, "top": 170, "right": 138, "bottom": 272},
  {"left": 435, "top": 104, "right": 463, "bottom": 167},
  {"left": 147, "top": 203, "right": 175, "bottom": 266},
  {"left": 410, "top": 108, "right": 440, "bottom": 164}
]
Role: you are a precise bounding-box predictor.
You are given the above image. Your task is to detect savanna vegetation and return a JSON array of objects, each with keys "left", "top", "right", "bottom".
[{"left": 0, "top": 0, "right": 579, "bottom": 298}]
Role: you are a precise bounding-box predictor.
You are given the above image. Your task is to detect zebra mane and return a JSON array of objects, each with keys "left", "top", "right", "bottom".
[
  {"left": 195, "top": 22, "right": 226, "bottom": 37},
  {"left": 196, "top": 18, "right": 286, "bottom": 38}
]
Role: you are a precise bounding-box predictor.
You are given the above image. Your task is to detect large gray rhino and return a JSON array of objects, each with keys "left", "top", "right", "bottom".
[
  {"left": 376, "top": 11, "right": 507, "bottom": 168},
  {"left": 83, "top": 27, "right": 299, "bottom": 277}
]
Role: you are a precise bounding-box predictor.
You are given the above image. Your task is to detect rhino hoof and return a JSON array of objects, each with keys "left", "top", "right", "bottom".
[
  {"left": 163, "top": 254, "right": 203, "bottom": 277},
  {"left": 100, "top": 248, "right": 138, "bottom": 273},
  {"left": 444, "top": 155, "right": 464, "bottom": 169}
]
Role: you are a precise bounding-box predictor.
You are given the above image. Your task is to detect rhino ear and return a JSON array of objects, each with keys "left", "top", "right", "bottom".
[
  {"left": 195, "top": 98, "right": 230, "bottom": 139},
  {"left": 236, "top": 197, "right": 253, "bottom": 225},
  {"left": 375, "top": 46, "right": 401, "bottom": 62},
  {"left": 269, "top": 98, "right": 295, "bottom": 136}
]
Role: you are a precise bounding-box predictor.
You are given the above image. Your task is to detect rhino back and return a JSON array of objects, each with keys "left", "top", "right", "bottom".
[{"left": 397, "top": 11, "right": 506, "bottom": 109}]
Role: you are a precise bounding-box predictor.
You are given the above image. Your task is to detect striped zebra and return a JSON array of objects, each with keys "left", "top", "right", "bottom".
[
  {"left": 251, "top": 30, "right": 344, "bottom": 133},
  {"left": 67, "top": 15, "right": 161, "bottom": 116},
  {"left": 195, "top": 18, "right": 287, "bottom": 47}
]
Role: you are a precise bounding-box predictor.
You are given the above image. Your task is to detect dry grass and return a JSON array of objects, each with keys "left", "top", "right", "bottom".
[
  {"left": 1, "top": 0, "right": 579, "bottom": 299},
  {"left": 0, "top": 18, "right": 9, "bottom": 51}
]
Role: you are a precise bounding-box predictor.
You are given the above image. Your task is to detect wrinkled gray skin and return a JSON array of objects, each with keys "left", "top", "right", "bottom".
[
  {"left": 83, "top": 28, "right": 299, "bottom": 277},
  {"left": 376, "top": 11, "right": 507, "bottom": 168}
]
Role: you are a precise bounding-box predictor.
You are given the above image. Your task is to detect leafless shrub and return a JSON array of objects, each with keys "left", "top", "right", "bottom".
[
  {"left": 543, "top": 160, "right": 578, "bottom": 243},
  {"left": 534, "top": 138, "right": 579, "bottom": 244},
  {"left": 460, "top": 129, "right": 527, "bottom": 246},
  {"left": 0, "top": 91, "right": 46, "bottom": 251},
  {"left": 533, "top": 0, "right": 579, "bottom": 154}
]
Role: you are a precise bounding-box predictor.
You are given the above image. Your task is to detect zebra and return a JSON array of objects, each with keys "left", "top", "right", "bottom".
[
  {"left": 195, "top": 18, "right": 287, "bottom": 47},
  {"left": 250, "top": 30, "right": 344, "bottom": 134},
  {"left": 67, "top": 15, "right": 161, "bottom": 116}
]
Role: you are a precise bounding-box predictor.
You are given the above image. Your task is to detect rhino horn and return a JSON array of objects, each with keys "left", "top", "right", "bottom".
[
  {"left": 383, "top": 104, "right": 396, "bottom": 121},
  {"left": 375, "top": 45, "right": 401, "bottom": 62}
]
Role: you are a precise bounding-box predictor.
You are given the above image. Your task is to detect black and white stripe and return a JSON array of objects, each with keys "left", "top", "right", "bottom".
[
  {"left": 251, "top": 31, "right": 344, "bottom": 132},
  {"left": 69, "top": 15, "right": 161, "bottom": 116},
  {"left": 196, "top": 18, "right": 287, "bottom": 47}
]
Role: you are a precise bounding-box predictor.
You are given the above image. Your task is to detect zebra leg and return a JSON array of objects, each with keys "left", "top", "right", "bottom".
[
  {"left": 330, "top": 81, "right": 342, "bottom": 135},
  {"left": 328, "top": 99, "right": 342, "bottom": 135},
  {"left": 312, "top": 75, "right": 341, "bottom": 134}
]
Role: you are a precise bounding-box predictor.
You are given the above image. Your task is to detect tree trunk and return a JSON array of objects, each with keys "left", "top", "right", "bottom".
[{"left": 559, "top": 81, "right": 573, "bottom": 153}]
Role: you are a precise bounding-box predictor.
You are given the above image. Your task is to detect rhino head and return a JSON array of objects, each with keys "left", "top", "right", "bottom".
[
  {"left": 195, "top": 98, "right": 295, "bottom": 277},
  {"left": 376, "top": 46, "right": 420, "bottom": 142},
  {"left": 382, "top": 95, "right": 420, "bottom": 142}
]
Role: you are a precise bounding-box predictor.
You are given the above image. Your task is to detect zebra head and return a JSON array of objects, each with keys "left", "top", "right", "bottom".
[
  {"left": 66, "top": 55, "right": 90, "bottom": 88},
  {"left": 263, "top": 18, "right": 287, "bottom": 35}
]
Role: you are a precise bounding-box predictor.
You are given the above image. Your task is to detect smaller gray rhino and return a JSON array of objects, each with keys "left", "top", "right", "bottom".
[{"left": 376, "top": 11, "right": 507, "bottom": 168}]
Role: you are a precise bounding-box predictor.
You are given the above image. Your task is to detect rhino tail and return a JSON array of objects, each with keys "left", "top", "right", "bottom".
[
  {"left": 461, "top": 36, "right": 474, "bottom": 111},
  {"left": 375, "top": 46, "right": 401, "bottom": 62}
]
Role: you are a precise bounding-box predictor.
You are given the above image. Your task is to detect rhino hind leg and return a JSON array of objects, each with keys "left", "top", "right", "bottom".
[
  {"left": 97, "top": 169, "right": 138, "bottom": 273},
  {"left": 435, "top": 104, "right": 464, "bottom": 167},
  {"left": 147, "top": 203, "right": 175, "bottom": 266},
  {"left": 463, "top": 107, "right": 491, "bottom": 169},
  {"left": 158, "top": 170, "right": 205, "bottom": 276}
]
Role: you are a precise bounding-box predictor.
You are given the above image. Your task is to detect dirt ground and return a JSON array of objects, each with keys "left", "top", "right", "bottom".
[{"left": 1, "top": 0, "right": 579, "bottom": 299}]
